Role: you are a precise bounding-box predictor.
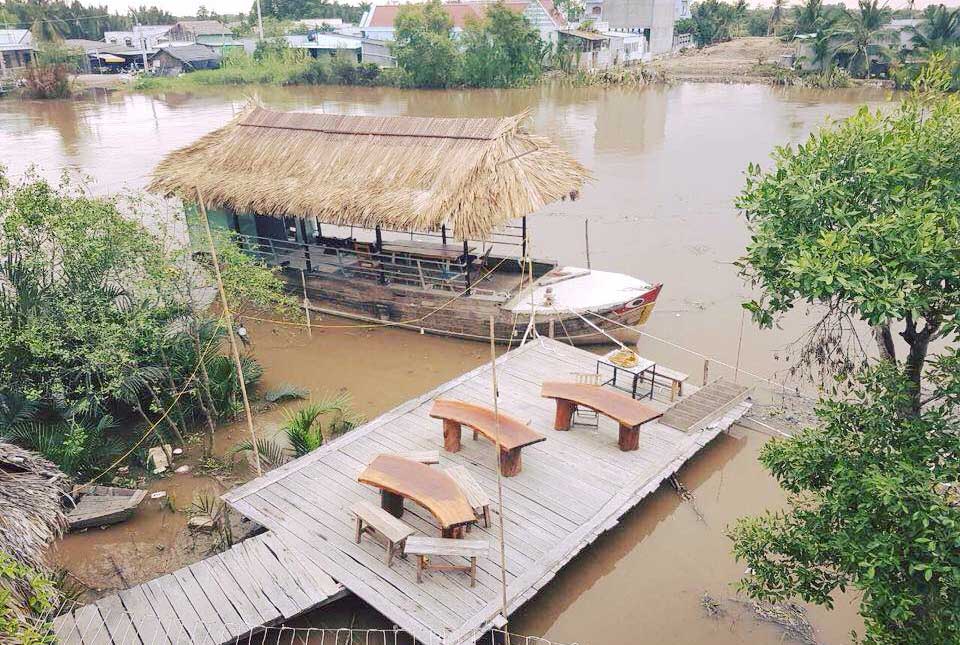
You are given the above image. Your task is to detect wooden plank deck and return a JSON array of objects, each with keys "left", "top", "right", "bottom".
[
  {"left": 52, "top": 531, "right": 347, "bottom": 644},
  {"left": 223, "top": 338, "right": 752, "bottom": 645}
]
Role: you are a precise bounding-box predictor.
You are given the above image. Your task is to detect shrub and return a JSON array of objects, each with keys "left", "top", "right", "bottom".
[{"left": 21, "top": 63, "right": 72, "bottom": 99}]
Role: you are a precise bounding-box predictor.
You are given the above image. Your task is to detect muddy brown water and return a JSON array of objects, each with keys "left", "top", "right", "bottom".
[{"left": 2, "top": 82, "right": 893, "bottom": 644}]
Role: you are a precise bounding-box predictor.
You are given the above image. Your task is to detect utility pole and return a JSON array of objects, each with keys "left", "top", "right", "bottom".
[
  {"left": 129, "top": 7, "right": 149, "bottom": 72},
  {"left": 255, "top": 0, "right": 264, "bottom": 41}
]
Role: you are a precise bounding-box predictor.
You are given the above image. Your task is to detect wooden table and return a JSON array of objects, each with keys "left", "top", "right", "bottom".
[
  {"left": 381, "top": 240, "right": 475, "bottom": 262},
  {"left": 429, "top": 399, "right": 546, "bottom": 477},
  {"left": 540, "top": 381, "right": 663, "bottom": 451},
  {"left": 358, "top": 455, "right": 476, "bottom": 538}
]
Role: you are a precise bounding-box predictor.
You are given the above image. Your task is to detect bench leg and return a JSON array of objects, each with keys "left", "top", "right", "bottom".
[
  {"left": 618, "top": 424, "right": 640, "bottom": 451},
  {"left": 381, "top": 490, "right": 404, "bottom": 518},
  {"left": 470, "top": 557, "right": 477, "bottom": 588},
  {"left": 442, "top": 525, "right": 465, "bottom": 539},
  {"left": 671, "top": 381, "right": 679, "bottom": 401},
  {"left": 482, "top": 505, "right": 491, "bottom": 528},
  {"left": 386, "top": 540, "right": 396, "bottom": 567},
  {"left": 443, "top": 419, "right": 463, "bottom": 453},
  {"left": 554, "top": 400, "right": 575, "bottom": 431},
  {"left": 416, "top": 555, "right": 424, "bottom": 583},
  {"left": 355, "top": 517, "right": 363, "bottom": 544},
  {"left": 499, "top": 447, "right": 522, "bottom": 477}
]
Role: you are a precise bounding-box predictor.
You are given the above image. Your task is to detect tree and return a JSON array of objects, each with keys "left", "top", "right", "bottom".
[
  {"left": 910, "top": 4, "right": 960, "bottom": 54},
  {"left": 767, "top": 0, "right": 785, "bottom": 35},
  {"left": 392, "top": 0, "right": 460, "bottom": 88},
  {"left": 729, "top": 361, "right": 960, "bottom": 644},
  {"left": 689, "top": 0, "right": 746, "bottom": 46},
  {"left": 461, "top": 2, "right": 542, "bottom": 88},
  {"left": 736, "top": 92, "right": 960, "bottom": 413},
  {"left": 834, "top": 0, "right": 894, "bottom": 78}
]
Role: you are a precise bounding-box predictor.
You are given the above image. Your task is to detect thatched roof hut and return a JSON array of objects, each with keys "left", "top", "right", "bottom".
[
  {"left": 149, "top": 107, "right": 590, "bottom": 240},
  {"left": 0, "top": 443, "right": 69, "bottom": 624}
]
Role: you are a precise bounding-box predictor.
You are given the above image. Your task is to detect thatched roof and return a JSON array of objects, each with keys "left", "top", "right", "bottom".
[
  {"left": 0, "top": 443, "right": 68, "bottom": 570},
  {"left": 149, "top": 107, "right": 590, "bottom": 240}
]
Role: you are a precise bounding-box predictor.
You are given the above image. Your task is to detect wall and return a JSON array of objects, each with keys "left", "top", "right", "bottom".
[{"left": 600, "top": 0, "right": 675, "bottom": 56}]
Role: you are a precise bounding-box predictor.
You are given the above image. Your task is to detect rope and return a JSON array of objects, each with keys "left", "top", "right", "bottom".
[{"left": 487, "top": 316, "right": 511, "bottom": 634}]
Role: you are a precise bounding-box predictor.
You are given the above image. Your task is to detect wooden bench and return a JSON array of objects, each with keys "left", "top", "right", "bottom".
[
  {"left": 649, "top": 364, "right": 689, "bottom": 400},
  {"left": 540, "top": 381, "right": 663, "bottom": 451},
  {"left": 358, "top": 455, "right": 476, "bottom": 538},
  {"left": 429, "top": 399, "right": 546, "bottom": 477},
  {"left": 444, "top": 465, "right": 491, "bottom": 528},
  {"left": 351, "top": 500, "right": 416, "bottom": 567},
  {"left": 403, "top": 536, "right": 489, "bottom": 587}
]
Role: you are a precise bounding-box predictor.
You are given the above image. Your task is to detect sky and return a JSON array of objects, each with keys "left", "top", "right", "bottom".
[{"left": 95, "top": 0, "right": 960, "bottom": 21}]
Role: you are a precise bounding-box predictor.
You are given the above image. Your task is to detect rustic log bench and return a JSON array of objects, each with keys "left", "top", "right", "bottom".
[
  {"left": 351, "top": 500, "right": 416, "bottom": 567},
  {"left": 444, "top": 465, "right": 491, "bottom": 528},
  {"left": 540, "top": 381, "right": 664, "bottom": 451},
  {"left": 403, "top": 536, "right": 489, "bottom": 587},
  {"left": 358, "top": 455, "right": 476, "bottom": 538},
  {"left": 429, "top": 399, "right": 546, "bottom": 477}
]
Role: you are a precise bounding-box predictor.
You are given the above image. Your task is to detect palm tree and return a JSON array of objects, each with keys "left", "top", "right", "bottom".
[
  {"left": 834, "top": 0, "right": 894, "bottom": 78},
  {"left": 911, "top": 4, "right": 960, "bottom": 54},
  {"left": 794, "top": 0, "right": 825, "bottom": 34}
]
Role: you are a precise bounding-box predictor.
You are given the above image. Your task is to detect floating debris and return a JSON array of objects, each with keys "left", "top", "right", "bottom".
[
  {"left": 732, "top": 598, "right": 819, "bottom": 645},
  {"left": 149, "top": 491, "right": 167, "bottom": 500},
  {"left": 174, "top": 465, "right": 191, "bottom": 474},
  {"left": 148, "top": 445, "right": 172, "bottom": 474},
  {"left": 670, "top": 475, "right": 706, "bottom": 523},
  {"left": 700, "top": 592, "right": 725, "bottom": 619}
]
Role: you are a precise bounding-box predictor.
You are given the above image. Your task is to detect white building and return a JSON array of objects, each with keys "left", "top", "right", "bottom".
[
  {"left": 581, "top": 0, "right": 676, "bottom": 55},
  {"left": 360, "top": 1, "right": 565, "bottom": 42},
  {"left": 104, "top": 25, "right": 172, "bottom": 49},
  {"left": 0, "top": 29, "right": 33, "bottom": 75}
]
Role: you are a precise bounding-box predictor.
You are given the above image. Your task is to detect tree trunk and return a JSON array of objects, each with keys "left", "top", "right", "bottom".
[
  {"left": 873, "top": 323, "right": 896, "bottom": 361},
  {"left": 900, "top": 314, "right": 939, "bottom": 415}
]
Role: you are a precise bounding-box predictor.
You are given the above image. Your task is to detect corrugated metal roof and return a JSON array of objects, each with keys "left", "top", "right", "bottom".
[{"left": 156, "top": 44, "right": 221, "bottom": 64}]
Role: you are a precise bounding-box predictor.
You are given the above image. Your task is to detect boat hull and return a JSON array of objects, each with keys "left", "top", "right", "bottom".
[{"left": 287, "top": 269, "right": 660, "bottom": 346}]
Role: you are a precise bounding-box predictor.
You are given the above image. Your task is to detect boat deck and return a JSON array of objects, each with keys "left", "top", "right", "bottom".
[{"left": 223, "top": 338, "right": 750, "bottom": 645}]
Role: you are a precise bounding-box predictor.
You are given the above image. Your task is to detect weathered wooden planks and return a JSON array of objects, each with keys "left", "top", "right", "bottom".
[
  {"left": 52, "top": 531, "right": 345, "bottom": 644},
  {"left": 223, "top": 338, "right": 752, "bottom": 645}
]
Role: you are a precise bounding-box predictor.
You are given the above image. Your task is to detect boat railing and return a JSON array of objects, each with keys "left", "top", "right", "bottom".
[{"left": 227, "top": 233, "right": 513, "bottom": 299}]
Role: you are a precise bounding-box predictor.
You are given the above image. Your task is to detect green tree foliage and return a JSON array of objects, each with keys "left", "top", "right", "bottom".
[
  {"left": 736, "top": 92, "right": 960, "bottom": 412},
  {"left": 0, "top": 171, "right": 293, "bottom": 474},
  {"left": 729, "top": 362, "right": 960, "bottom": 644},
  {"left": 0, "top": 1, "right": 174, "bottom": 42},
  {"left": 251, "top": 0, "right": 367, "bottom": 24},
  {"left": 910, "top": 4, "right": 960, "bottom": 53},
  {"left": 392, "top": 0, "right": 460, "bottom": 88},
  {"left": 688, "top": 0, "right": 747, "bottom": 46},
  {"left": 0, "top": 550, "right": 58, "bottom": 645},
  {"left": 461, "top": 3, "right": 542, "bottom": 88},
  {"left": 833, "top": 0, "right": 894, "bottom": 77}
]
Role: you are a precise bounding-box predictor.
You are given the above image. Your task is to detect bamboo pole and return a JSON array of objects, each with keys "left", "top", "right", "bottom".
[
  {"left": 300, "top": 269, "right": 313, "bottom": 338},
  {"left": 488, "top": 316, "right": 510, "bottom": 639},
  {"left": 197, "top": 193, "right": 263, "bottom": 477}
]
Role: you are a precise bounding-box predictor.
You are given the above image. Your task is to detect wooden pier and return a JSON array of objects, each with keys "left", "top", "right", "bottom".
[
  {"left": 52, "top": 531, "right": 346, "bottom": 644},
  {"left": 223, "top": 338, "right": 751, "bottom": 645}
]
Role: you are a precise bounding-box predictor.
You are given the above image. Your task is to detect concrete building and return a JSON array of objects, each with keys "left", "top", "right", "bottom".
[
  {"left": 583, "top": 0, "right": 676, "bottom": 55},
  {"left": 0, "top": 29, "right": 33, "bottom": 76},
  {"left": 104, "top": 25, "right": 172, "bottom": 49},
  {"left": 168, "top": 20, "right": 233, "bottom": 45},
  {"left": 286, "top": 33, "right": 363, "bottom": 61},
  {"left": 360, "top": 1, "right": 564, "bottom": 42}
]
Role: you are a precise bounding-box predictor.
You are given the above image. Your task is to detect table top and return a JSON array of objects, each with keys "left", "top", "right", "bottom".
[
  {"left": 429, "top": 399, "right": 546, "bottom": 451},
  {"left": 541, "top": 381, "right": 663, "bottom": 428},
  {"left": 598, "top": 350, "right": 655, "bottom": 375},
  {"left": 358, "top": 455, "right": 476, "bottom": 529},
  {"left": 381, "top": 239, "right": 476, "bottom": 262}
]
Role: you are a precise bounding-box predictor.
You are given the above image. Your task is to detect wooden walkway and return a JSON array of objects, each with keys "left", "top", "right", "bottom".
[
  {"left": 223, "top": 338, "right": 751, "bottom": 645},
  {"left": 661, "top": 378, "right": 751, "bottom": 433},
  {"left": 52, "top": 531, "right": 346, "bottom": 644}
]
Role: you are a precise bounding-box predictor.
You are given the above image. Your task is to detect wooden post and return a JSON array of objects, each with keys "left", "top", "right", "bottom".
[
  {"left": 521, "top": 216, "right": 527, "bottom": 259},
  {"left": 618, "top": 424, "right": 640, "bottom": 451},
  {"left": 488, "top": 315, "right": 510, "bottom": 633},
  {"left": 441, "top": 224, "right": 447, "bottom": 245},
  {"left": 380, "top": 490, "right": 404, "bottom": 518},
  {"left": 300, "top": 269, "right": 312, "bottom": 338},
  {"left": 584, "top": 218, "right": 591, "bottom": 270},
  {"left": 197, "top": 193, "right": 262, "bottom": 477},
  {"left": 702, "top": 359, "right": 710, "bottom": 385},
  {"left": 298, "top": 218, "right": 312, "bottom": 272},
  {"left": 553, "top": 400, "right": 575, "bottom": 430},
  {"left": 463, "top": 239, "right": 472, "bottom": 295},
  {"left": 499, "top": 448, "right": 522, "bottom": 477},
  {"left": 443, "top": 420, "right": 462, "bottom": 452}
]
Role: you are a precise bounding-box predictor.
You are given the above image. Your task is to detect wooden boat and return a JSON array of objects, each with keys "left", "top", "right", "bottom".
[
  {"left": 66, "top": 485, "right": 147, "bottom": 530},
  {"left": 150, "top": 108, "right": 662, "bottom": 345}
]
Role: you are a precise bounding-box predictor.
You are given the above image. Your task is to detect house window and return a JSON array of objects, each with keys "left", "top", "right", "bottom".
[
  {"left": 125, "top": 38, "right": 133, "bottom": 47},
  {"left": 592, "top": 6, "right": 602, "bottom": 15}
]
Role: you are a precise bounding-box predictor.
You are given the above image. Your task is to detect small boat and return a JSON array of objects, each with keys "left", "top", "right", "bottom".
[
  {"left": 67, "top": 485, "right": 147, "bottom": 530},
  {"left": 150, "top": 107, "right": 662, "bottom": 345}
]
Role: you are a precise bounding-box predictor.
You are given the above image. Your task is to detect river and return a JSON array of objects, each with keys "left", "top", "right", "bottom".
[{"left": 0, "top": 82, "right": 894, "bottom": 644}]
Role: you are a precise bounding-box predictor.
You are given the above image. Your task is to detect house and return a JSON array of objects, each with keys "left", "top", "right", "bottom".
[
  {"left": 558, "top": 28, "right": 612, "bottom": 69},
  {"left": 361, "top": 38, "right": 396, "bottom": 66},
  {"left": 168, "top": 20, "right": 233, "bottom": 46},
  {"left": 286, "top": 33, "right": 362, "bottom": 61},
  {"left": 149, "top": 44, "right": 221, "bottom": 75},
  {"left": 587, "top": 0, "right": 676, "bottom": 55},
  {"left": 103, "top": 25, "right": 172, "bottom": 49},
  {"left": 602, "top": 29, "right": 645, "bottom": 64},
  {"left": 65, "top": 39, "right": 152, "bottom": 72},
  {"left": 360, "top": 1, "right": 564, "bottom": 42},
  {"left": 0, "top": 29, "right": 33, "bottom": 76}
]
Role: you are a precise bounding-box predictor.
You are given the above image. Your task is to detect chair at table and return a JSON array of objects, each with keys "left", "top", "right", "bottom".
[{"left": 572, "top": 373, "right": 602, "bottom": 429}]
